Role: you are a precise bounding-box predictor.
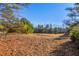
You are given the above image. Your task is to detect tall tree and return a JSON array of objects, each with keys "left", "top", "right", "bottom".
[
  {"left": 65, "top": 3, "right": 79, "bottom": 27},
  {"left": 0, "top": 3, "right": 30, "bottom": 33}
]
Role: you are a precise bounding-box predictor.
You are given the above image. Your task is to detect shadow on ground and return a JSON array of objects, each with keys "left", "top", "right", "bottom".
[{"left": 49, "top": 39, "right": 79, "bottom": 56}]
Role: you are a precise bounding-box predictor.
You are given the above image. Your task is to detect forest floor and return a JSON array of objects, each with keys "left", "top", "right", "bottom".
[{"left": 0, "top": 33, "right": 79, "bottom": 56}]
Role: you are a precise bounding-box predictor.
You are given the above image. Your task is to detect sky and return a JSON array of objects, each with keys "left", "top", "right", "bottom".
[{"left": 18, "top": 3, "right": 74, "bottom": 27}]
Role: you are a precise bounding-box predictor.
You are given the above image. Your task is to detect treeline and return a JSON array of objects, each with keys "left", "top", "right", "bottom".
[
  {"left": 0, "top": 3, "right": 74, "bottom": 35},
  {"left": 34, "top": 24, "right": 67, "bottom": 34},
  {"left": 0, "top": 4, "right": 68, "bottom": 34}
]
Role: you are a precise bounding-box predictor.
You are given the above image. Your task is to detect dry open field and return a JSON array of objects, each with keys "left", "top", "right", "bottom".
[{"left": 0, "top": 33, "right": 78, "bottom": 56}]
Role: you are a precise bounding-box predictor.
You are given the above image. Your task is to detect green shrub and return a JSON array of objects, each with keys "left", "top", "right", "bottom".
[
  {"left": 7, "top": 18, "right": 34, "bottom": 34},
  {"left": 20, "top": 18, "right": 34, "bottom": 34},
  {"left": 0, "top": 25, "right": 5, "bottom": 30},
  {"left": 70, "top": 24, "right": 79, "bottom": 43}
]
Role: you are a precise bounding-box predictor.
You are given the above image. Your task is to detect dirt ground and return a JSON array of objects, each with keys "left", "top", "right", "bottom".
[{"left": 0, "top": 33, "right": 78, "bottom": 56}]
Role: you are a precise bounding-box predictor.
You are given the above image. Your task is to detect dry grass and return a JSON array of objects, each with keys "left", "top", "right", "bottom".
[{"left": 0, "top": 33, "right": 77, "bottom": 56}]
